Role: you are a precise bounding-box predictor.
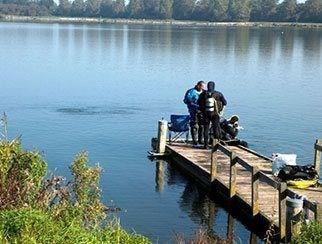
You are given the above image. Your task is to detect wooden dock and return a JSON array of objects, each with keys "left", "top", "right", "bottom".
[{"left": 160, "top": 139, "right": 322, "bottom": 241}]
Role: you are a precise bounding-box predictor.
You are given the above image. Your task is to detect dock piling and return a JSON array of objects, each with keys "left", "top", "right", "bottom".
[
  {"left": 314, "top": 139, "right": 322, "bottom": 175},
  {"left": 157, "top": 119, "right": 168, "bottom": 154},
  {"left": 251, "top": 166, "right": 260, "bottom": 216},
  {"left": 279, "top": 182, "right": 287, "bottom": 239},
  {"left": 286, "top": 198, "right": 303, "bottom": 242},
  {"left": 229, "top": 152, "right": 237, "bottom": 198},
  {"left": 210, "top": 139, "right": 219, "bottom": 182}
]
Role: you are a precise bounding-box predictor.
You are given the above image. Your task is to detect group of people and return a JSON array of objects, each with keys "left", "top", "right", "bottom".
[{"left": 184, "top": 81, "right": 246, "bottom": 149}]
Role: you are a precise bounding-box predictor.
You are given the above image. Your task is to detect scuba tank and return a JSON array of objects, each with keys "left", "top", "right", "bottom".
[{"left": 205, "top": 92, "right": 219, "bottom": 114}]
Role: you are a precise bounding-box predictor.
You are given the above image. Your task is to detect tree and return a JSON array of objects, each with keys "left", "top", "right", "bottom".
[
  {"left": 228, "top": 0, "right": 251, "bottom": 21},
  {"left": 100, "top": 0, "right": 113, "bottom": 17},
  {"left": 85, "top": 0, "right": 101, "bottom": 16},
  {"left": 127, "top": 0, "right": 144, "bottom": 18},
  {"left": 71, "top": 0, "right": 85, "bottom": 16},
  {"left": 300, "top": 0, "right": 322, "bottom": 22},
  {"left": 56, "top": 0, "right": 71, "bottom": 16},
  {"left": 276, "top": 0, "right": 298, "bottom": 22},
  {"left": 142, "top": 0, "right": 160, "bottom": 18},
  {"left": 212, "top": 0, "right": 229, "bottom": 21},
  {"left": 159, "top": 0, "right": 173, "bottom": 19},
  {"left": 250, "top": 0, "right": 278, "bottom": 21},
  {"left": 38, "top": 0, "right": 56, "bottom": 13},
  {"left": 250, "top": 0, "right": 261, "bottom": 20},
  {"left": 173, "top": 0, "right": 195, "bottom": 20},
  {"left": 193, "top": 0, "right": 215, "bottom": 21},
  {"left": 113, "top": 0, "right": 125, "bottom": 17}
]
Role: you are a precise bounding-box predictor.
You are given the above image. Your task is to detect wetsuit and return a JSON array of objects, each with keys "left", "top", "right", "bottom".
[
  {"left": 220, "top": 119, "right": 238, "bottom": 140},
  {"left": 198, "top": 84, "right": 227, "bottom": 148},
  {"left": 220, "top": 118, "right": 248, "bottom": 148},
  {"left": 184, "top": 87, "right": 204, "bottom": 145}
]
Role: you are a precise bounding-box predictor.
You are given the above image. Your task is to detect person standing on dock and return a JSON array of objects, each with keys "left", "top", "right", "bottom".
[
  {"left": 183, "top": 81, "right": 206, "bottom": 146},
  {"left": 198, "top": 81, "right": 227, "bottom": 149}
]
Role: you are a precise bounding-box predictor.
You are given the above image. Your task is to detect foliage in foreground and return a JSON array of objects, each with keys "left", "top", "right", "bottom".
[
  {"left": 292, "top": 221, "right": 322, "bottom": 244},
  {"left": 0, "top": 209, "right": 148, "bottom": 243},
  {"left": 0, "top": 138, "right": 150, "bottom": 243}
]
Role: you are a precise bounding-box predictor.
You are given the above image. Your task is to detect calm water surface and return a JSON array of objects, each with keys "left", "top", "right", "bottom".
[{"left": 0, "top": 22, "right": 322, "bottom": 243}]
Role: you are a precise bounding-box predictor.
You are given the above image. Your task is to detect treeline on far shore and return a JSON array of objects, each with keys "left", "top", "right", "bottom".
[{"left": 0, "top": 0, "right": 322, "bottom": 23}]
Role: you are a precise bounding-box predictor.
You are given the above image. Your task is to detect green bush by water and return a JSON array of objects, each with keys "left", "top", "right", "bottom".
[
  {"left": 292, "top": 221, "right": 322, "bottom": 244},
  {"left": 0, "top": 137, "right": 150, "bottom": 244},
  {"left": 0, "top": 209, "right": 148, "bottom": 243}
]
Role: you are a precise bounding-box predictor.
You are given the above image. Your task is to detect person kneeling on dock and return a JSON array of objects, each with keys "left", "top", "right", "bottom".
[
  {"left": 183, "top": 81, "right": 206, "bottom": 146},
  {"left": 220, "top": 115, "right": 248, "bottom": 148},
  {"left": 198, "top": 81, "right": 227, "bottom": 149}
]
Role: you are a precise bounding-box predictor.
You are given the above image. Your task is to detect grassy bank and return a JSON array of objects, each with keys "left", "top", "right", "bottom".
[
  {"left": 0, "top": 124, "right": 150, "bottom": 243},
  {"left": 1, "top": 14, "right": 322, "bottom": 28}
]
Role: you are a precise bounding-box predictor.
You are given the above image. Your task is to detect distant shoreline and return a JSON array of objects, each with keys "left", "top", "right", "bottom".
[{"left": 1, "top": 15, "right": 322, "bottom": 28}]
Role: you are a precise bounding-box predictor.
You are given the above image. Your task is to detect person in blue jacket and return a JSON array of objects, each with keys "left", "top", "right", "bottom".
[{"left": 184, "top": 81, "right": 206, "bottom": 145}]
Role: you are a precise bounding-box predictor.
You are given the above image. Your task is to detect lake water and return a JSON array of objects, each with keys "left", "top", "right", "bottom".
[{"left": 0, "top": 22, "right": 322, "bottom": 243}]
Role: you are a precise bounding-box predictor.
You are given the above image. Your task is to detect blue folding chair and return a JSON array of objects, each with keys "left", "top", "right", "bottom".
[{"left": 168, "top": 115, "right": 190, "bottom": 143}]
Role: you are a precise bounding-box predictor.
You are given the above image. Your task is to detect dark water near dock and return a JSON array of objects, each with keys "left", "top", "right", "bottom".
[{"left": 0, "top": 22, "right": 322, "bottom": 242}]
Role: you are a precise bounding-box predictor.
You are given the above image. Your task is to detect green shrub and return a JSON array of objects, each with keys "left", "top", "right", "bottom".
[
  {"left": 0, "top": 139, "right": 47, "bottom": 209},
  {"left": 292, "top": 221, "right": 322, "bottom": 244},
  {"left": 0, "top": 118, "right": 150, "bottom": 244},
  {"left": 0, "top": 209, "right": 149, "bottom": 243}
]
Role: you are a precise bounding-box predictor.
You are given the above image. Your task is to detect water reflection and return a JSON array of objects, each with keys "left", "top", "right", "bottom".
[{"left": 155, "top": 160, "right": 165, "bottom": 192}]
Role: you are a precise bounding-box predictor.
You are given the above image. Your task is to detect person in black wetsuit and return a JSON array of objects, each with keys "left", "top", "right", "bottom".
[
  {"left": 220, "top": 115, "right": 239, "bottom": 141},
  {"left": 198, "top": 81, "right": 227, "bottom": 149},
  {"left": 220, "top": 115, "right": 248, "bottom": 148}
]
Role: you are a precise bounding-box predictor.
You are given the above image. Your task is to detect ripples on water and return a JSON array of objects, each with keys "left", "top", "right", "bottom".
[
  {"left": 56, "top": 106, "right": 143, "bottom": 115},
  {"left": 0, "top": 22, "right": 322, "bottom": 243}
]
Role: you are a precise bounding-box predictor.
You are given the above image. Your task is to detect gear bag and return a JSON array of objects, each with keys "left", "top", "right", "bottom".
[{"left": 277, "top": 165, "right": 319, "bottom": 181}]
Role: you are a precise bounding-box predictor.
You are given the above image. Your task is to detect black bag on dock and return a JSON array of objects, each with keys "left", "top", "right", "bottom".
[{"left": 277, "top": 165, "right": 319, "bottom": 181}]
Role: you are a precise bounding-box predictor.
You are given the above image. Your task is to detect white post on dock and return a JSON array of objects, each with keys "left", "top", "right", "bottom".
[
  {"left": 157, "top": 119, "right": 168, "bottom": 154},
  {"left": 286, "top": 198, "right": 303, "bottom": 242},
  {"left": 314, "top": 139, "right": 322, "bottom": 175}
]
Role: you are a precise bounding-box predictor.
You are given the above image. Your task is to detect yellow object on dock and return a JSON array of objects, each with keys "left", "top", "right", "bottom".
[{"left": 287, "top": 179, "right": 319, "bottom": 189}]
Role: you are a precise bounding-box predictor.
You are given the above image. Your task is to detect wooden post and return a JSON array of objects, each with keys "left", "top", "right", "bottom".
[
  {"left": 314, "top": 139, "right": 322, "bottom": 175},
  {"left": 210, "top": 139, "right": 219, "bottom": 182},
  {"left": 227, "top": 214, "right": 234, "bottom": 239},
  {"left": 279, "top": 182, "right": 287, "bottom": 240},
  {"left": 229, "top": 153, "right": 237, "bottom": 198},
  {"left": 314, "top": 204, "right": 322, "bottom": 223},
  {"left": 157, "top": 119, "right": 168, "bottom": 154},
  {"left": 286, "top": 198, "right": 303, "bottom": 242},
  {"left": 251, "top": 166, "right": 259, "bottom": 216},
  {"left": 207, "top": 202, "right": 215, "bottom": 231},
  {"left": 250, "top": 232, "right": 257, "bottom": 244}
]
